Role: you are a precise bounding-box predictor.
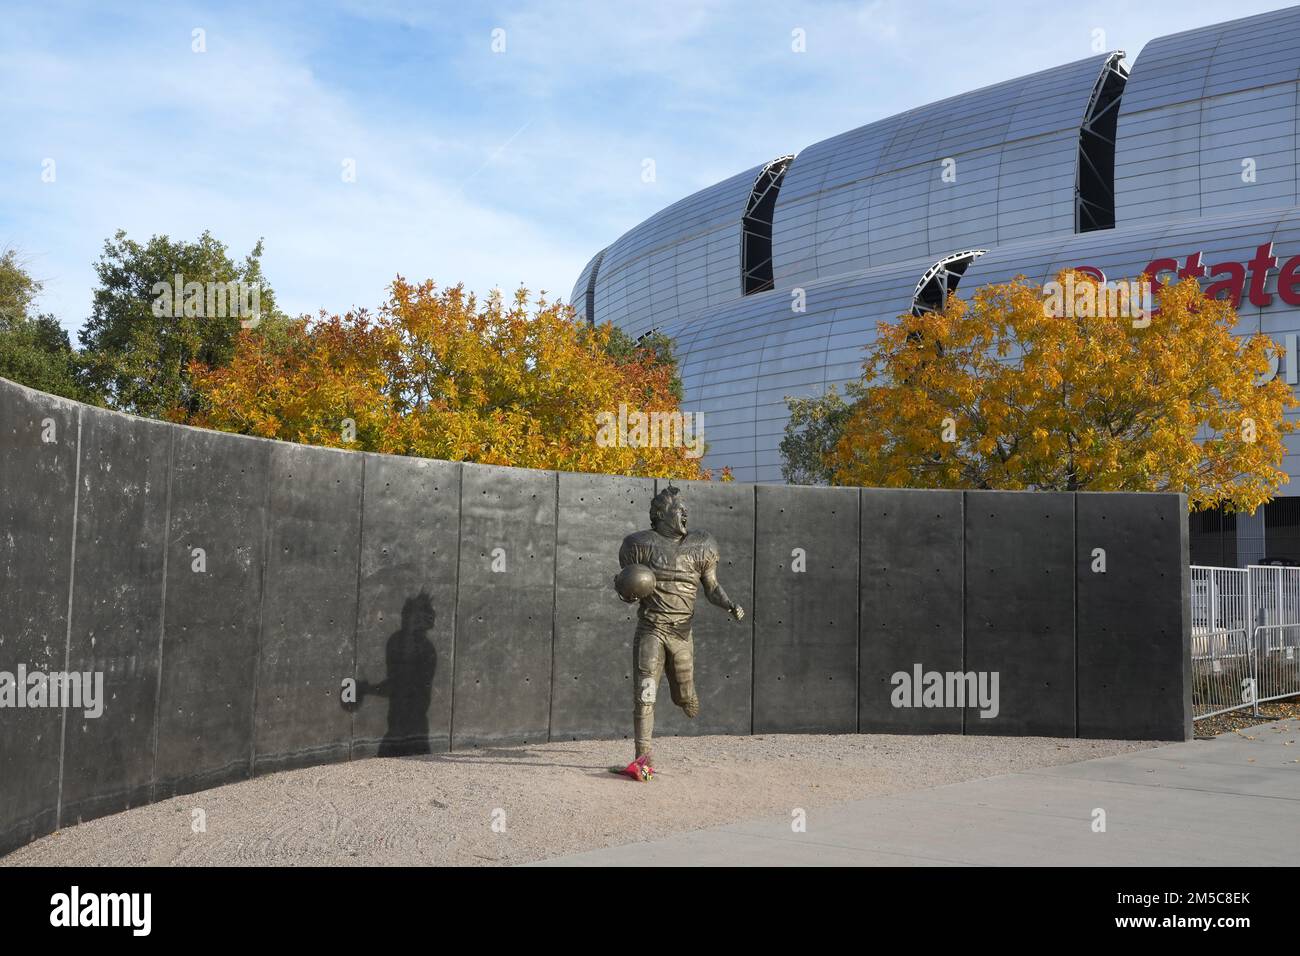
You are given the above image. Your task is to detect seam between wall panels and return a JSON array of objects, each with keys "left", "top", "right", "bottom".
[
  {"left": 961, "top": 491, "right": 968, "bottom": 735},
  {"left": 992, "top": 95, "right": 1016, "bottom": 244},
  {"left": 148, "top": 426, "right": 175, "bottom": 799},
  {"left": 856, "top": 486, "right": 862, "bottom": 733},
  {"left": 749, "top": 484, "right": 757, "bottom": 735},
  {"left": 54, "top": 406, "right": 82, "bottom": 829},
  {"left": 547, "top": 472, "right": 560, "bottom": 743},
  {"left": 248, "top": 446, "right": 273, "bottom": 777},
  {"left": 348, "top": 455, "right": 366, "bottom": 760},
  {"left": 448, "top": 467, "right": 465, "bottom": 751},
  {"left": 447, "top": 464, "right": 462, "bottom": 752},
  {"left": 1073, "top": 494, "right": 1080, "bottom": 738},
  {"left": 1195, "top": 30, "right": 1228, "bottom": 220}
]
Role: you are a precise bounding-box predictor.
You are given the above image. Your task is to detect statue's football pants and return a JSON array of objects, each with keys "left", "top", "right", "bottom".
[{"left": 633, "top": 619, "right": 699, "bottom": 760}]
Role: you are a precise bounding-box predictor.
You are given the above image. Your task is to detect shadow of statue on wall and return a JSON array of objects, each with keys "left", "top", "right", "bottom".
[{"left": 358, "top": 591, "right": 438, "bottom": 756}]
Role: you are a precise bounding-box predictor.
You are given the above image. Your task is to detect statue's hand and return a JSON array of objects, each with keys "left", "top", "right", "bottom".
[{"left": 729, "top": 604, "right": 745, "bottom": 621}]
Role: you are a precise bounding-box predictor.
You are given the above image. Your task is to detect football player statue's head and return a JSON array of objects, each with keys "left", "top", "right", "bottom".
[{"left": 649, "top": 485, "right": 688, "bottom": 540}]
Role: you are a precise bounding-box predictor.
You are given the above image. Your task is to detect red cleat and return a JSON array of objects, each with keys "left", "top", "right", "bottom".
[{"left": 624, "top": 755, "right": 654, "bottom": 782}]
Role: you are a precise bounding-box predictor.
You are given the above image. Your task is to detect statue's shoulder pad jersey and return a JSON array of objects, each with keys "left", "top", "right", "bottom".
[
  {"left": 619, "top": 529, "right": 719, "bottom": 573},
  {"left": 679, "top": 530, "right": 720, "bottom": 570},
  {"left": 619, "top": 528, "right": 660, "bottom": 557}
]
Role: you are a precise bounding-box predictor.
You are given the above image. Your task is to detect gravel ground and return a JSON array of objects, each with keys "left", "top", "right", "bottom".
[
  {"left": 3, "top": 733, "right": 1160, "bottom": 867},
  {"left": 1193, "top": 699, "right": 1300, "bottom": 737}
]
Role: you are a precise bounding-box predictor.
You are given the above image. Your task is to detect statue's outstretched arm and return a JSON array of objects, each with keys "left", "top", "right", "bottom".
[{"left": 702, "top": 566, "right": 744, "bottom": 620}]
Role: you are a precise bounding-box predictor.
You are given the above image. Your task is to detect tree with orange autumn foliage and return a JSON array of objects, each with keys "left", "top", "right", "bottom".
[
  {"left": 826, "top": 270, "right": 1296, "bottom": 512},
  {"left": 185, "top": 278, "right": 720, "bottom": 480}
]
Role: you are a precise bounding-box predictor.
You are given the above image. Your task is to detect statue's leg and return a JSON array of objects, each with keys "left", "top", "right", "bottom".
[
  {"left": 633, "top": 622, "right": 665, "bottom": 762},
  {"left": 665, "top": 626, "right": 700, "bottom": 719}
]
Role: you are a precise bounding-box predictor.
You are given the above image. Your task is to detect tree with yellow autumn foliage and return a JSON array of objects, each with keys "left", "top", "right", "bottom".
[
  {"left": 826, "top": 270, "right": 1296, "bottom": 512},
  {"left": 185, "top": 278, "right": 719, "bottom": 480}
]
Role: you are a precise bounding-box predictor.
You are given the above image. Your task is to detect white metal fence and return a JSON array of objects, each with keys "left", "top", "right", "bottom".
[{"left": 1190, "top": 564, "right": 1300, "bottom": 720}]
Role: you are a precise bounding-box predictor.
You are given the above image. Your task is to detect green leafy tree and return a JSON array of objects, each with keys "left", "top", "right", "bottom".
[
  {"left": 0, "top": 248, "right": 40, "bottom": 319},
  {"left": 779, "top": 385, "right": 855, "bottom": 485},
  {"left": 78, "top": 229, "right": 283, "bottom": 418},
  {"left": 0, "top": 249, "right": 91, "bottom": 402}
]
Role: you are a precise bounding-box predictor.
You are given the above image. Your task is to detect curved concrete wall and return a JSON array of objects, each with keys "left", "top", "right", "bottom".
[{"left": 0, "top": 376, "right": 1192, "bottom": 856}]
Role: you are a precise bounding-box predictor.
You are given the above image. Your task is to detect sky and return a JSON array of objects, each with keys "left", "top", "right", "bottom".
[{"left": 2, "top": 0, "right": 1296, "bottom": 336}]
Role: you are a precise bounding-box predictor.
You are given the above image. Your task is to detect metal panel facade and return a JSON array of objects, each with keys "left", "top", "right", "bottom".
[
  {"left": 1114, "top": 8, "right": 1300, "bottom": 226},
  {"left": 571, "top": 9, "right": 1300, "bottom": 487},
  {"left": 590, "top": 164, "right": 766, "bottom": 337},
  {"left": 569, "top": 247, "right": 605, "bottom": 325},
  {"left": 770, "top": 54, "right": 1111, "bottom": 287}
]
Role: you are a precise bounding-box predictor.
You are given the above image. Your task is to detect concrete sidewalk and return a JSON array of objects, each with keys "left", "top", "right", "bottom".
[{"left": 533, "top": 719, "right": 1300, "bottom": 866}]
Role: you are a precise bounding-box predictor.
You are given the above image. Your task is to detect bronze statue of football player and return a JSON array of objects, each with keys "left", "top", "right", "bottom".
[{"left": 614, "top": 485, "right": 744, "bottom": 778}]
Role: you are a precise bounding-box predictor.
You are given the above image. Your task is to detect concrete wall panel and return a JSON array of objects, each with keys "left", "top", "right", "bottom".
[
  {"left": 859, "top": 489, "right": 965, "bottom": 733},
  {"left": 59, "top": 405, "right": 171, "bottom": 825},
  {"left": 550, "top": 472, "right": 656, "bottom": 741},
  {"left": 0, "top": 381, "right": 79, "bottom": 853},
  {"left": 754, "top": 484, "right": 859, "bottom": 733},
  {"left": 1076, "top": 493, "right": 1192, "bottom": 740},
  {"left": 154, "top": 428, "right": 270, "bottom": 798},
  {"left": 452, "top": 464, "right": 556, "bottom": 747},
  {"left": 964, "top": 491, "right": 1075, "bottom": 736},
  {"left": 352, "top": 454, "right": 460, "bottom": 757},
  {"left": 253, "top": 444, "right": 362, "bottom": 774},
  {"left": 651, "top": 478, "right": 754, "bottom": 737}
]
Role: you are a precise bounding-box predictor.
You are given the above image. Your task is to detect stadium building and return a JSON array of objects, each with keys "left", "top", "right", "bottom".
[{"left": 570, "top": 6, "right": 1300, "bottom": 567}]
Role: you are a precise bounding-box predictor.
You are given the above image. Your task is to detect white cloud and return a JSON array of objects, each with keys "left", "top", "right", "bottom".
[{"left": 2, "top": 0, "right": 1295, "bottom": 334}]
